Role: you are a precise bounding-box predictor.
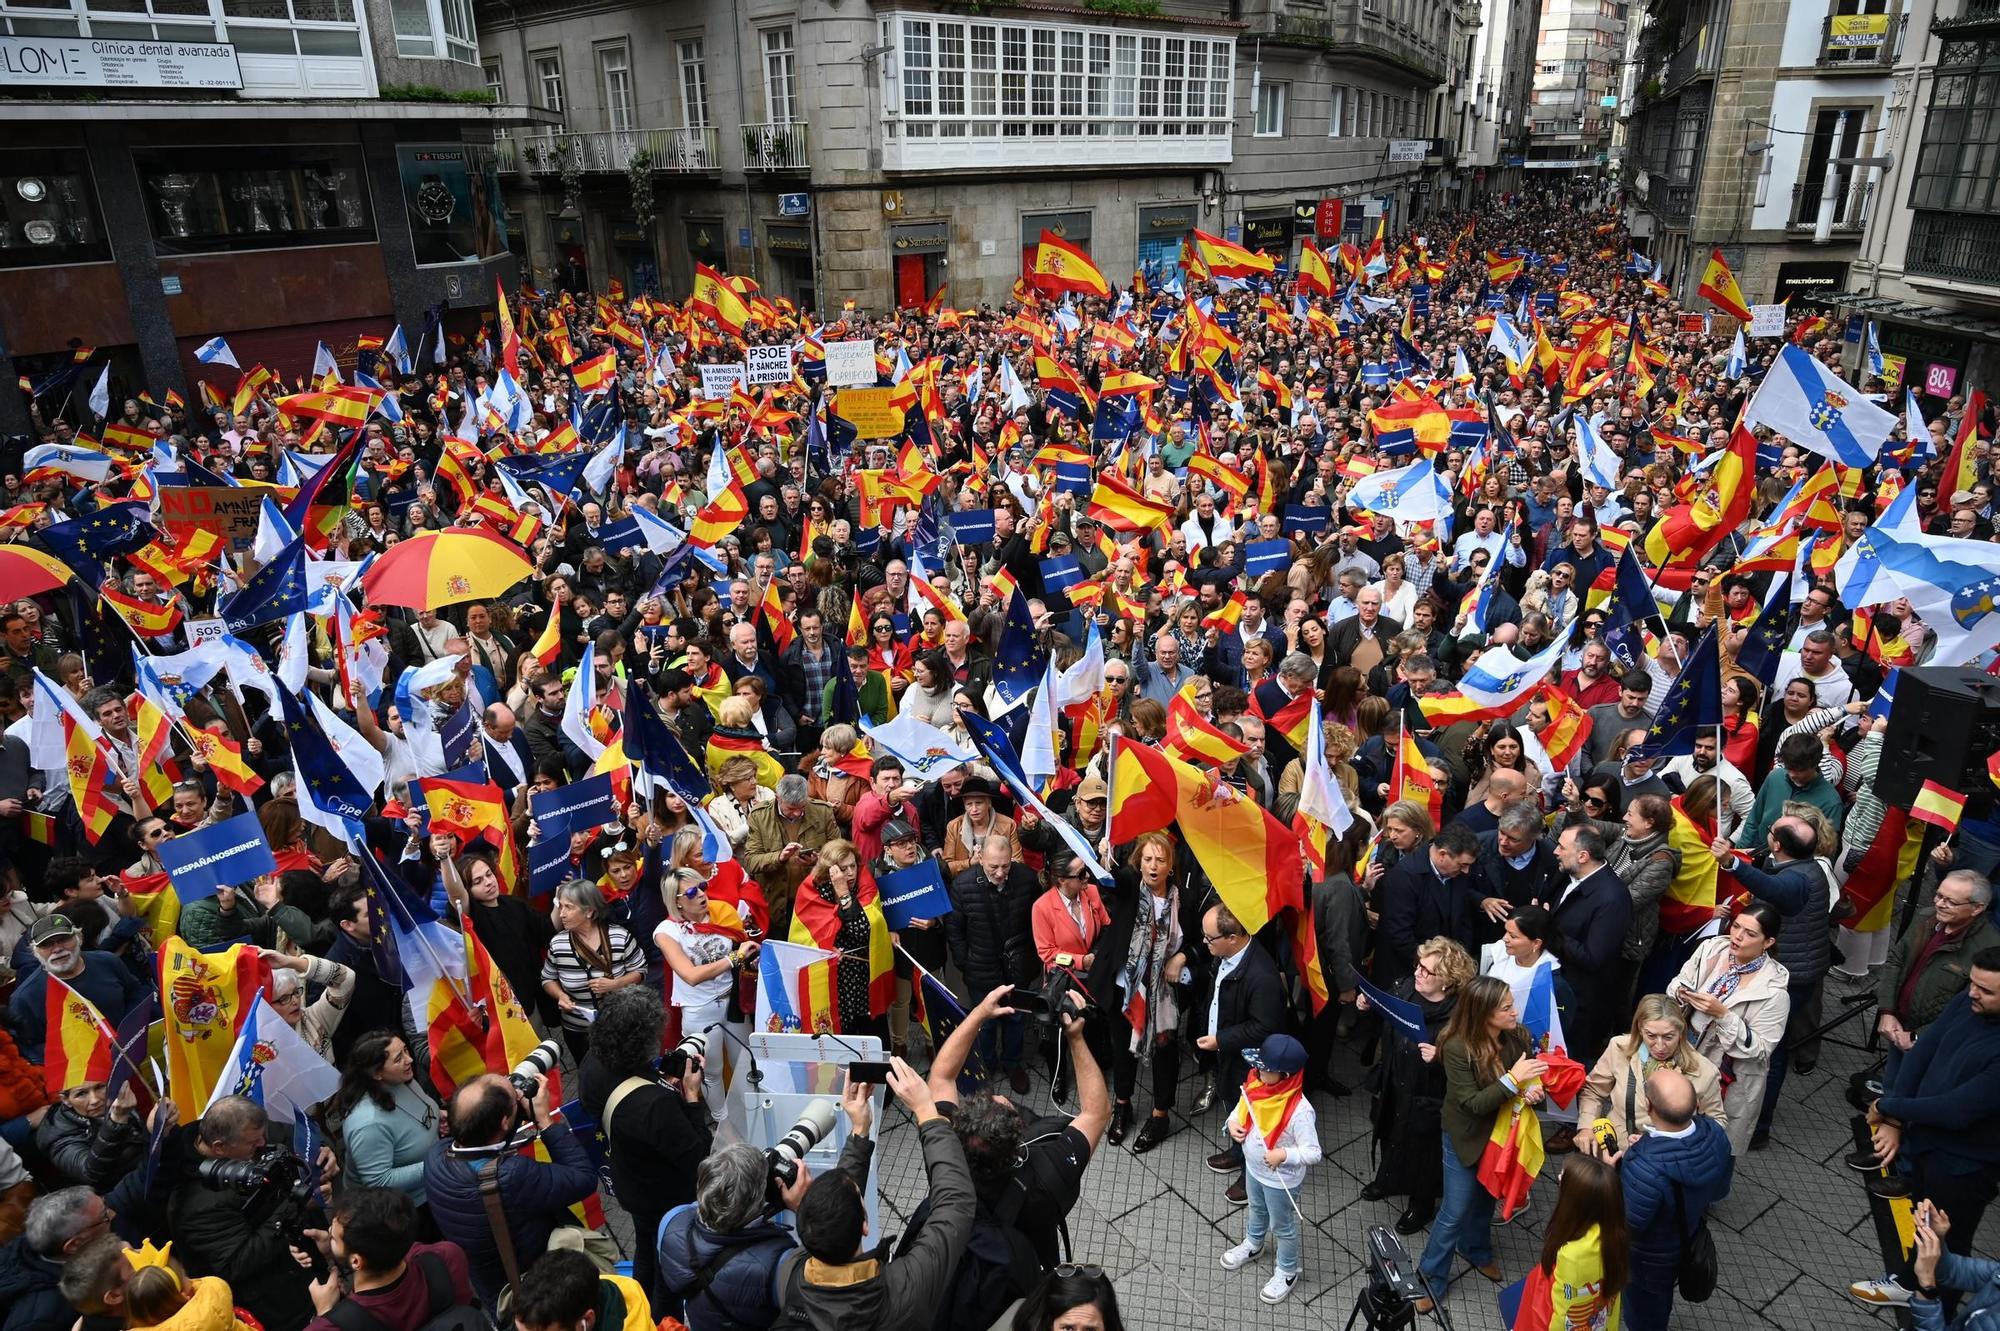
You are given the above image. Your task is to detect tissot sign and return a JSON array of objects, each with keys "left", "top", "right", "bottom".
[{"left": 0, "top": 34, "right": 243, "bottom": 90}]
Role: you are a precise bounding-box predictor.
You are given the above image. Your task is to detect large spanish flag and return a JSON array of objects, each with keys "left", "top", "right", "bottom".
[
  {"left": 688, "top": 479, "right": 750, "bottom": 547},
  {"left": 160, "top": 937, "right": 270, "bottom": 1116},
  {"left": 1841, "top": 805, "right": 1926, "bottom": 934},
  {"left": 1297, "top": 241, "right": 1336, "bottom": 296},
  {"left": 1030, "top": 230, "right": 1113, "bottom": 298},
  {"left": 1253, "top": 687, "right": 1313, "bottom": 753},
  {"left": 1697, "top": 248, "right": 1753, "bottom": 322},
  {"left": 1163, "top": 682, "right": 1251, "bottom": 767},
  {"left": 1660, "top": 793, "right": 1729, "bottom": 935},
  {"left": 1191, "top": 228, "right": 1276, "bottom": 278},
  {"left": 44, "top": 975, "right": 118, "bottom": 1094},
  {"left": 1644, "top": 417, "right": 1758, "bottom": 569},
  {"left": 692, "top": 263, "right": 753, "bottom": 335},
  {"left": 1086, "top": 472, "right": 1175, "bottom": 534},
  {"left": 1476, "top": 1096, "right": 1545, "bottom": 1220},
  {"left": 1941, "top": 390, "right": 1987, "bottom": 497},
  {"left": 790, "top": 878, "right": 894, "bottom": 1016},
  {"left": 1108, "top": 739, "right": 1303, "bottom": 935}
]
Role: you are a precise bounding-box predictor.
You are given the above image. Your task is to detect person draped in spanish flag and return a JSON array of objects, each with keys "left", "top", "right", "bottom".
[
  {"left": 652, "top": 865, "right": 761, "bottom": 1113},
  {"left": 786, "top": 838, "right": 893, "bottom": 1039},
  {"left": 1219, "top": 1035, "right": 1323, "bottom": 1306}
]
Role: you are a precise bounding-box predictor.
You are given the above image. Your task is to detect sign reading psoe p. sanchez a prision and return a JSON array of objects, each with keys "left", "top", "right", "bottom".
[{"left": 0, "top": 34, "right": 243, "bottom": 90}]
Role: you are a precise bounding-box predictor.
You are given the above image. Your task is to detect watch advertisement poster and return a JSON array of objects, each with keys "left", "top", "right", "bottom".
[{"left": 396, "top": 143, "right": 507, "bottom": 267}]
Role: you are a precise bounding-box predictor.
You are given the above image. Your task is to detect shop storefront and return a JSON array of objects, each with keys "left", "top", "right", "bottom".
[
  {"left": 766, "top": 224, "right": 814, "bottom": 311},
  {"left": 890, "top": 221, "right": 948, "bottom": 310},
  {"left": 1020, "top": 210, "right": 1092, "bottom": 280},
  {"left": 1243, "top": 213, "right": 1291, "bottom": 267},
  {"left": 1136, "top": 203, "right": 1196, "bottom": 287}
]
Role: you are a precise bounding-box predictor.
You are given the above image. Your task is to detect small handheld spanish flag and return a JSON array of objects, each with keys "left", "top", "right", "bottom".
[{"left": 1911, "top": 780, "right": 1968, "bottom": 835}]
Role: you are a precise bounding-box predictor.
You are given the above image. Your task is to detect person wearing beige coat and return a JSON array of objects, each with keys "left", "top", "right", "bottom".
[
  {"left": 1577, "top": 994, "right": 1728, "bottom": 1148},
  {"left": 1666, "top": 903, "right": 1792, "bottom": 1156}
]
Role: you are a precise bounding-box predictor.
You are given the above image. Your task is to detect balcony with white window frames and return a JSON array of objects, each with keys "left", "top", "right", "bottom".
[
  {"left": 741, "top": 122, "right": 808, "bottom": 171},
  {"left": 880, "top": 12, "right": 1233, "bottom": 171},
  {"left": 1788, "top": 177, "right": 1875, "bottom": 232}
]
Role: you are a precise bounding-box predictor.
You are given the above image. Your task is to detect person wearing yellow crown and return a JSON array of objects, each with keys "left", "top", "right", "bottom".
[{"left": 119, "top": 1240, "right": 261, "bottom": 1331}]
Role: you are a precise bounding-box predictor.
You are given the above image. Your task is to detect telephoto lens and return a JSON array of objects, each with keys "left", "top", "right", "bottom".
[
  {"left": 509, "top": 1038, "right": 562, "bottom": 1096},
  {"left": 664, "top": 1029, "right": 708, "bottom": 1079},
  {"left": 765, "top": 1098, "right": 839, "bottom": 1187}
]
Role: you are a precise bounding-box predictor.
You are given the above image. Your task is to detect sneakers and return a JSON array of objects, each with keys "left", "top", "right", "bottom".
[
  {"left": 1847, "top": 1276, "right": 1916, "bottom": 1308},
  {"left": 1260, "top": 1270, "right": 1299, "bottom": 1304},
  {"left": 1844, "top": 1149, "right": 1883, "bottom": 1172},
  {"left": 1220, "top": 1240, "right": 1262, "bottom": 1271}
]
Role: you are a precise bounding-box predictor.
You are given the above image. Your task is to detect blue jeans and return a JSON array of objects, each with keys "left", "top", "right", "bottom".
[
  {"left": 1244, "top": 1174, "right": 1301, "bottom": 1276},
  {"left": 1622, "top": 1256, "right": 1677, "bottom": 1331},
  {"left": 1420, "top": 1136, "right": 1495, "bottom": 1288},
  {"left": 976, "top": 1012, "right": 1025, "bottom": 1072}
]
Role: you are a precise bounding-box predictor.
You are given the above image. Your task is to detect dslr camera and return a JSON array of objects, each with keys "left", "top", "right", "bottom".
[
  {"left": 195, "top": 1145, "right": 323, "bottom": 1275},
  {"left": 662, "top": 1030, "right": 707, "bottom": 1085},
  {"left": 765, "top": 1098, "right": 838, "bottom": 1197},
  {"left": 509, "top": 1039, "right": 562, "bottom": 1099}
]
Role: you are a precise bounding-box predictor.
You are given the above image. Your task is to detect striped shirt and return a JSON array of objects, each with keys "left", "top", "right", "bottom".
[{"left": 540, "top": 924, "right": 644, "bottom": 1030}]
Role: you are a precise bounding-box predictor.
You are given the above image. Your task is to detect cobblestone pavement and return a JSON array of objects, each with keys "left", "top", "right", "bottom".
[{"left": 604, "top": 966, "right": 1988, "bottom": 1328}]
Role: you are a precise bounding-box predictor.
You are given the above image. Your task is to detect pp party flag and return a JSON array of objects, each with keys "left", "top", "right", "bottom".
[
  {"left": 874, "top": 859, "right": 953, "bottom": 933},
  {"left": 1912, "top": 780, "right": 1968, "bottom": 834},
  {"left": 1163, "top": 680, "right": 1251, "bottom": 767},
  {"left": 1086, "top": 472, "right": 1175, "bottom": 533},
  {"left": 203, "top": 995, "right": 340, "bottom": 1123},
  {"left": 157, "top": 809, "right": 278, "bottom": 902},
  {"left": 1107, "top": 737, "right": 1304, "bottom": 935},
  {"left": 1697, "top": 248, "right": 1752, "bottom": 322},
  {"left": 43, "top": 974, "right": 119, "bottom": 1094},
  {"left": 1477, "top": 1094, "right": 1545, "bottom": 1221},
  {"left": 1031, "top": 230, "right": 1113, "bottom": 298},
  {"left": 159, "top": 936, "right": 272, "bottom": 1115},
  {"left": 1744, "top": 344, "right": 1899, "bottom": 469},
  {"left": 755, "top": 938, "right": 843, "bottom": 1034},
  {"left": 1644, "top": 416, "right": 1759, "bottom": 568},
  {"left": 1418, "top": 634, "right": 1568, "bottom": 726}
]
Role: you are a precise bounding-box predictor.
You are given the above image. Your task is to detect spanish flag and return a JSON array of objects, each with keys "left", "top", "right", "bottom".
[
  {"left": 688, "top": 479, "right": 750, "bottom": 547},
  {"left": 495, "top": 279, "right": 521, "bottom": 376},
  {"left": 1839, "top": 804, "right": 1926, "bottom": 934},
  {"left": 1163, "top": 681, "right": 1251, "bottom": 767},
  {"left": 1108, "top": 738, "right": 1303, "bottom": 936},
  {"left": 1394, "top": 727, "right": 1441, "bottom": 827},
  {"left": 1476, "top": 1095, "right": 1545, "bottom": 1220},
  {"left": 420, "top": 773, "right": 512, "bottom": 846},
  {"left": 275, "top": 385, "right": 379, "bottom": 431},
  {"left": 43, "top": 975, "right": 118, "bottom": 1094},
  {"left": 758, "top": 577, "right": 795, "bottom": 653},
  {"left": 1940, "top": 389, "right": 1987, "bottom": 498},
  {"left": 789, "top": 879, "right": 894, "bottom": 1017},
  {"left": 529, "top": 609, "right": 564, "bottom": 670},
  {"left": 1297, "top": 241, "right": 1336, "bottom": 296},
  {"left": 1696, "top": 248, "right": 1753, "bottom": 322},
  {"left": 1228, "top": 1069, "right": 1306, "bottom": 1144},
  {"left": 1533, "top": 685, "right": 1593, "bottom": 771},
  {"left": 1085, "top": 473, "right": 1174, "bottom": 533},
  {"left": 102, "top": 586, "right": 184, "bottom": 639},
  {"left": 185, "top": 724, "right": 264, "bottom": 799},
  {"left": 1252, "top": 686, "right": 1313, "bottom": 753},
  {"left": 1192, "top": 228, "right": 1276, "bottom": 278},
  {"left": 1912, "top": 780, "right": 1968, "bottom": 834},
  {"left": 1644, "top": 417, "right": 1758, "bottom": 569},
  {"left": 127, "top": 688, "right": 180, "bottom": 813},
  {"left": 160, "top": 937, "right": 270, "bottom": 1116},
  {"left": 692, "top": 263, "right": 754, "bottom": 335},
  {"left": 1030, "top": 231, "right": 1113, "bottom": 298},
  {"left": 706, "top": 729, "right": 785, "bottom": 789},
  {"left": 570, "top": 349, "right": 616, "bottom": 395}
]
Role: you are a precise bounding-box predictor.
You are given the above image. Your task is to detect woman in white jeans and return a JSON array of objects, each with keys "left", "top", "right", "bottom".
[{"left": 653, "top": 867, "right": 758, "bottom": 1114}]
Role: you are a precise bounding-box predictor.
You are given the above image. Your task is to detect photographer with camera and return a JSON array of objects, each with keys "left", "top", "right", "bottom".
[
  {"left": 584, "top": 988, "right": 711, "bottom": 1309},
  {"left": 296, "top": 1187, "right": 481, "bottom": 1331},
  {"left": 775, "top": 1057, "right": 968, "bottom": 1331},
  {"left": 422, "top": 1071, "right": 598, "bottom": 1312},
  {"left": 168, "top": 1096, "right": 327, "bottom": 1331},
  {"left": 656, "top": 1080, "right": 872, "bottom": 1331},
  {"left": 909, "top": 983, "right": 1109, "bottom": 1329}
]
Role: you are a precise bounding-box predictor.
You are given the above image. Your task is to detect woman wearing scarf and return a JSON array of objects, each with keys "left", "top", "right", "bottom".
[
  {"left": 787, "top": 838, "right": 894, "bottom": 1039},
  {"left": 1092, "top": 831, "right": 1190, "bottom": 1154},
  {"left": 802, "top": 723, "right": 872, "bottom": 828},
  {"left": 654, "top": 867, "right": 760, "bottom": 1111},
  {"left": 1666, "top": 899, "right": 1791, "bottom": 1155},
  {"left": 1361, "top": 937, "right": 1476, "bottom": 1236}
]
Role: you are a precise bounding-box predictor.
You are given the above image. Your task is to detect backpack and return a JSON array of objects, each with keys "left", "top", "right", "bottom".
[
  {"left": 324, "top": 1252, "right": 495, "bottom": 1331},
  {"left": 897, "top": 1179, "right": 1042, "bottom": 1331}
]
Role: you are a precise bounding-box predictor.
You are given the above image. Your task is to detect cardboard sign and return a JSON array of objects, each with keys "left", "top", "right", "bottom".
[
  {"left": 834, "top": 388, "right": 905, "bottom": 439},
  {"left": 157, "top": 486, "right": 265, "bottom": 553},
  {"left": 824, "top": 339, "right": 877, "bottom": 388},
  {"left": 745, "top": 343, "right": 795, "bottom": 386},
  {"left": 697, "top": 363, "right": 746, "bottom": 399},
  {"left": 1747, "top": 304, "right": 1787, "bottom": 338}
]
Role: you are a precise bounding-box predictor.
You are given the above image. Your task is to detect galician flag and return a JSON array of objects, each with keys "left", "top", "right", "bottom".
[{"left": 1744, "top": 344, "right": 1898, "bottom": 468}]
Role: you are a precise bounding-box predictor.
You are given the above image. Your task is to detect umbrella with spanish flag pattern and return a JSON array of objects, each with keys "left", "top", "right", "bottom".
[{"left": 359, "top": 528, "right": 534, "bottom": 610}]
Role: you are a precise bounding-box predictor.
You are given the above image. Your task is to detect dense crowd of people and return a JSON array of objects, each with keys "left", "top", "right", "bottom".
[{"left": 1, "top": 180, "right": 1997, "bottom": 1331}]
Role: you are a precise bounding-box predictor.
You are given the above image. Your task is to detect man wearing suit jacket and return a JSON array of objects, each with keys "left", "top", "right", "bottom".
[
  {"left": 1251, "top": 653, "right": 1319, "bottom": 783},
  {"left": 1375, "top": 823, "right": 1485, "bottom": 989},
  {"left": 1549, "top": 822, "right": 1634, "bottom": 1067},
  {"left": 1192, "top": 901, "right": 1288, "bottom": 1205},
  {"left": 1325, "top": 590, "right": 1402, "bottom": 676},
  {"left": 480, "top": 702, "right": 538, "bottom": 800}
]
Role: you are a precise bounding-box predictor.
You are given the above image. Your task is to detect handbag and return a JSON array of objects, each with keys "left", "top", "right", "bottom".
[{"left": 1670, "top": 1178, "right": 1718, "bottom": 1302}]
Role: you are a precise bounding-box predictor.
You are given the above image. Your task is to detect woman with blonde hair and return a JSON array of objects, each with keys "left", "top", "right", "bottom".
[
  {"left": 1098, "top": 830, "right": 1190, "bottom": 1152},
  {"left": 802, "top": 722, "right": 870, "bottom": 827},
  {"left": 1360, "top": 936, "right": 1478, "bottom": 1235},
  {"left": 1577, "top": 994, "right": 1727, "bottom": 1148},
  {"left": 787, "top": 839, "right": 893, "bottom": 1039},
  {"left": 704, "top": 753, "right": 773, "bottom": 850}
]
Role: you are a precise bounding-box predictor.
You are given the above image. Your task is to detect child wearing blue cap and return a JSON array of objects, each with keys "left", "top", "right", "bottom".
[{"left": 1220, "top": 1032, "right": 1323, "bottom": 1303}]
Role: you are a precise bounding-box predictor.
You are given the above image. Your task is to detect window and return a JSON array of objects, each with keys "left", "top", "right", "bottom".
[
  {"left": 893, "top": 16, "right": 1231, "bottom": 145},
  {"left": 134, "top": 144, "right": 374, "bottom": 256},
  {"left": 438, "top": 0, "right": 475, "bottom": 63},
  {"left": 1329, "top": 85, "right": 1346, "bottom": 136},
  {"left": 1822, "top": 0, "right": 1892, "bottom": 64},
  {"left": 598, "top": 46, "right": 634, "bottom": 133},
  {"left": 534, "top": 52, "right": 565, "bottom": 117},
  {"left": 0, "top": 151, "right": 109, "bottom": 271},
  {"left": 388, "top": 0, "right": 474, "bottom": 62},
  {"left": 1255, "top": 79, "right": 1287, "bottom": 136},
  {"left": 1668, "top": 106, "right": 1705, "bottom": 178},
  {"left": 1798, "top": 106, "right": 1866, "bottom": 223},
  {"left": 482, "top": 58, "right": 503, "bottom": 102},
  {"left": 678, "top": 38, "right": 710, "bottom": 128},
  {"left": 763, "top": 28, "right": 797, "bottom": 123},
  {"left": 1910, "top": 44, "right": 2000, "bottom": 214}
]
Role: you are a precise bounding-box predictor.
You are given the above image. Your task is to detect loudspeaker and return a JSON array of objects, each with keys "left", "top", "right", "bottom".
[{"left": 1874, "top": 667, "right": 2000, "bottom": 818}]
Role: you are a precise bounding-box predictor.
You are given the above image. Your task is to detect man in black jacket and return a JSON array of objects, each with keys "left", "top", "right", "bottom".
[
  {"left": 1549, "top": 822, "right": 1634, "bottom": 1068},
  {"left": 1474, "top": 805, "right": 1564, "bottom": 936},
  {"left": 169, "top": 1097, "right": 325, "bottom": 1331},
  {"left": 1192, "top": 903, "right": 1288, "bottom": 1206},
  {"left": 947, "top": 837, "right": 1039, "bottom": 1094},
  {"left": 1375, "top": 823, "right": 1484, "bottom": 989}
]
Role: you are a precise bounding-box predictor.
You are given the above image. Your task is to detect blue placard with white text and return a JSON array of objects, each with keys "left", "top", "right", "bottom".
[
  {"left": 158, "top": 809, "right": 278, "bottom": 901},
  {"left": 876, "top": 859, "right": 954, "bottom": 931}
]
